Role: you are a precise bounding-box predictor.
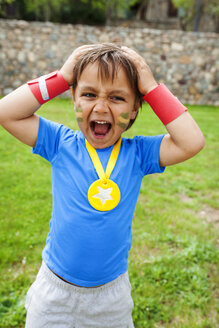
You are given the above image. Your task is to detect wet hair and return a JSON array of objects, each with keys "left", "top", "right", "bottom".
[{"left": 72, "top": 43, "right": 143, "bottom": 130}]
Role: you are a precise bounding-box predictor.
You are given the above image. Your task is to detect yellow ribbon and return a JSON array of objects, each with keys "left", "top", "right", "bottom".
[{"left": 85, "top": 137, "right": 122, "bottom": 184}]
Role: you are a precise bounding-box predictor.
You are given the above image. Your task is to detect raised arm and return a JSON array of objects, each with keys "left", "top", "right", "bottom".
[
  {"left": 0, "top": 85, "right": 41, "bottom": 147},
  {"left": 121, "top": 46, "right": 205, "bottom": 167},
  {"left": 0, "top": 44, "right": 95, "bottom": 148}
]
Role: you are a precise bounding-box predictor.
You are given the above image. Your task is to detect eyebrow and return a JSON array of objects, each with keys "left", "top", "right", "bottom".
[
  {"left": 79, "top": 85, "right": 129, "bottom": 97},
  {"left": 79, "top": 86, "right": 97, "bottom": 93}
]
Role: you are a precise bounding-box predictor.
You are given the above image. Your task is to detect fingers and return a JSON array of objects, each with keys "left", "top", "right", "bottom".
[
  {"left": 121, "top": 46, "right": 139, "bottom": 61},
  {"left": 67, "top": 44, "right": 97, "bottom": 68},
  {"left": 69, "top": 44, "right": 97, "bottom": 61},
  {"left": 121, "top": 46, "right": 138, "bottom": 56},
  {"left": 121, "top": 46, "right": 150, "bottom": 68},
  {"left": 60, "top": 44, "right": 96, "bottom": 85},
  {"left": 121, "top": 46, "right": 157, "bottom": 95}
]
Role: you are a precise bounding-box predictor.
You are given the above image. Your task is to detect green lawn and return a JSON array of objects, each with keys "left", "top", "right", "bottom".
[{"left": 0, "top": 99, "right": 218, "bottom": 328}]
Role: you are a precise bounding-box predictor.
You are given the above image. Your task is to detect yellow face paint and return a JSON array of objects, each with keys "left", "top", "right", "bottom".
[
  {"left": 75, "top": 107, "right": 83, "bottom": 122},
  {"left": 117, "top": 113, "right": 130, "bottom": 129}
]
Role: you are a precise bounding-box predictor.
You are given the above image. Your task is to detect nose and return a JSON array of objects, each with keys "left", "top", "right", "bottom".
[{"left": 93, "top": 98, "right": 109, "bottom": 114}]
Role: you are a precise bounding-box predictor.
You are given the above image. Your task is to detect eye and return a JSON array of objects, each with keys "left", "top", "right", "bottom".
[
  {"left": 82, "top": 93, "right": 96, "bottom": 98},
  {"left": 111, "top": 96, "right": 125, "bottom": 101}
]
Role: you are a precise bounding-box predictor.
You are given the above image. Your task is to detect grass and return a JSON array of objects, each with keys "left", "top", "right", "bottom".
[{"left": 0, "top": 99, "right": 218, "bottom": 327}]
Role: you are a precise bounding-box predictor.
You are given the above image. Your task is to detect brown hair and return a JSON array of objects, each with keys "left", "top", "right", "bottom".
[{"left": 72, "top": 43, "right": 143, "bottom": 130}]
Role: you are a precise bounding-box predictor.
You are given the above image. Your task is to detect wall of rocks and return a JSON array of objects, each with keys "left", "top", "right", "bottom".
[{"left": 0, "top": 19, "right": 218, "bottom": 105}]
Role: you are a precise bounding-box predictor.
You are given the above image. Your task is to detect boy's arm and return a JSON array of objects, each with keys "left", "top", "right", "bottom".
[
  {"left": 0, "top": 67, "right": 72, "bottom": 147},
  {"left": 157, "top": 111, "right": 205, "bottom": 167},
  {"left": 122, "top": 46, "right": 205, "bottom": 167},
  {"left": 0, "top": 45, "right": 96, "bottom": 148},
  {"left": 0, "top": 85, "right": 40, "bottom": 147}
]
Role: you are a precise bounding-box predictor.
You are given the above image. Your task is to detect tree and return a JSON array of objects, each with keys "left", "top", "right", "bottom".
[
  {"left": 194, "top": 0, "right": 202, "bottom": 32},
  {"left": 172, "top": 0, "right": 219, "bottom": 31},
  {"left": 24, "top": 0, "right": 68, "bottom": 22},
  {"left": 130, "top": 0, "right": 149, "bottom": 20},
  {"left": 0, "top": 0, "right": 68, "bottom": 21},
  {"left": 81, "top": 0, "right": 133, "bottom": 24},
  {"left": 60, "top": 0, "right": 106, "bottom": 25},
  {"left": 0, "top": 0, "right": 15, "bottom": 17}
]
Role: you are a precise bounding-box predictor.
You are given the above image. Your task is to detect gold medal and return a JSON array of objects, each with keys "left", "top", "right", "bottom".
[
  {"left": 88, "top": 179, "right": 120, "bottom": 211},
  {"left": 85, "top": 138, "right": 121, "bottom": 211}
]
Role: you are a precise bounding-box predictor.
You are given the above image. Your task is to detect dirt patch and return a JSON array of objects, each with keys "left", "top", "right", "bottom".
[
  {"left": 179, "top": 194, "right": 194, "bottom": 204},
  {"left": 179, "top": 195, "right": 219, "bottom": 227},
  {"left": 199, "top": 205, "right": 219, "bottom": 226}
]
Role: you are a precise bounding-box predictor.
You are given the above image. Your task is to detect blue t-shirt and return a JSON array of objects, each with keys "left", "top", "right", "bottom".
[{"left": 33, "top": 116, "right": 165, "bottom": 287}]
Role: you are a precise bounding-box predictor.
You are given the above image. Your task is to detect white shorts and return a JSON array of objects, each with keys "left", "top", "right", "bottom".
[{"left": 25, "top": 262, "right": 134, "bottom": 328}]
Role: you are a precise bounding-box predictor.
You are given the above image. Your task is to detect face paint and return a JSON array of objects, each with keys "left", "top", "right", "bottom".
[
  {"left": 121, "top": 113, "right": 129, "bottom": 119},
  {"left": 117, "top": 112, "right": 130, "bottom": 129},
  {"left": 75, "top": 107, "right": 83, "bottom": 122},
  {"left": 117, "top": 122, "right": 127, "bottom": 129}
]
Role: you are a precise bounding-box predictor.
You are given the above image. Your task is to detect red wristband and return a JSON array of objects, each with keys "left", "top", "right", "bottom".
[
  {"left": 143, "top": 84, "right": 187, "bottom": 125},
  {"left": 27, "top": 71, "right": 69, "bottom": 105}
]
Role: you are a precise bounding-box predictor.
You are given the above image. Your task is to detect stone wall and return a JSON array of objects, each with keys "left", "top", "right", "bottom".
[{"left": 0, "top": 19, "right": 218, "bottom": 105}]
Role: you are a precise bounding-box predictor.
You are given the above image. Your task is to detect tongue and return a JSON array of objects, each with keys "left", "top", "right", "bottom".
[{"left": 94, "top": 122, "right": 109, "bottom": 135}]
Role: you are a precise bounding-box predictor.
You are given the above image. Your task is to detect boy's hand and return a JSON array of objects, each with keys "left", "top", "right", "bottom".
[
  {"left": 121, "top": 46, "right": 158, "bottom": 95},
  {"left": 60, "top": 44, "right": 97, "bottom": 86}
]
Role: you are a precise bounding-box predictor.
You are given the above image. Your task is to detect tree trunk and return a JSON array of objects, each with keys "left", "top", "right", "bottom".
[
  {"left": 136, "top": 0, "right": 148, "bottom": 20},
  {"left": 106, "top": 0, "right": 112, "bottom": 25},
  {"left": 193, "top": 0, "right": 202, "bottom": 31},
  {"left": 44, "top": 0, "right": 51, "bottom": 22}
]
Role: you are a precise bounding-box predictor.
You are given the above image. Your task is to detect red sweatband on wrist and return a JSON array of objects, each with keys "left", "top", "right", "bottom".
[
  {"left": 27, "top": 71, "right": 69, "bottom": 105},
  {"left": 143, "top": 84, "right": 187, "bottom": 125}
]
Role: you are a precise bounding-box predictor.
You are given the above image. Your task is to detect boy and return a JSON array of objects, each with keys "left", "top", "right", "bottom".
[{"left": 0, "top": 43, "right": 205, "bottom": 327}]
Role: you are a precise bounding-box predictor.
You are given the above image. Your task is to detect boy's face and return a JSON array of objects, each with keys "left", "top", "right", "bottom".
[{"left": 73, "top": 62, "right": 138, "bottom": 149}]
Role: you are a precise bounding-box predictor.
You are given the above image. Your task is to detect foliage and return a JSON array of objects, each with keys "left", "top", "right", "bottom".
[
  {"left": 0, "top": 0, "right": 13, "bottom": 7},
  {"left": 0, "top": 101, "right": 219, "bottom": 327},
  {"left": 24, "top": 0, "right": 68, "bottom": 21},
  {"left": 0, "top": 0, "right": 133, "bottom": 23},
  {"left": 78, "top": 0, "right": 134, "bottom": 23},
  {"left": 206, "top": 0, "right": 219, "bottom": 16},
  {"left": 0, "top": 0, "right": 14, "bottom": 16},
  {"left": 57, "top": 1, "right": 106, "bottom": 25},
  {"left": 0, "top": 0, "right": 104, "bottom": 22},
  {"left": 172, "top": 0, "right": 219, "bottom": 30},
  {"left": 1, "top": 0, "right": 219, "bottom": 30},
  {"left": 172, "top": 0, "right": 219, "bottom": 15}
]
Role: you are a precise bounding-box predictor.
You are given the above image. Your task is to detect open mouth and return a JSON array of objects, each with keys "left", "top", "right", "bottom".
[{"left": 90, "top": 120, "right": 112, "bottom": 137}]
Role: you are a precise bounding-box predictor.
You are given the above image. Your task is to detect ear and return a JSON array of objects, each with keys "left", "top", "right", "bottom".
[{"left": 130, "top": 102, "right": 139, "bottom": 120}]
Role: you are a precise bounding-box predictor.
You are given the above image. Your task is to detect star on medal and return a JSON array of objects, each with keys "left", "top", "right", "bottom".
[
  {"left": 85, "top": 138, "right": 121, "bottom": 211},
  {"left": 93, "top": 186, "right": 113, "bottom": 205}
]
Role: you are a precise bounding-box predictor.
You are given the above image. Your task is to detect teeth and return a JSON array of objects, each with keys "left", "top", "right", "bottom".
[{"left": 95, "top": 121, "right": 108, "bottom": 124}]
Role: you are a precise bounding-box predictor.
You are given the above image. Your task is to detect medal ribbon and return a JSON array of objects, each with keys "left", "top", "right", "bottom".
[{"left": 85, "top": 137, "right": 122, "bottom": 184}]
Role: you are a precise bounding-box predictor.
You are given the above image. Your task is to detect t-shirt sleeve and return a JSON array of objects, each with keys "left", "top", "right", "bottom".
[
  {"left": 135, "top": 134, "right": 166, "bottom": 176},
  {"left": 32, "top": 116, "right": 70, "bottom": 163}
]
